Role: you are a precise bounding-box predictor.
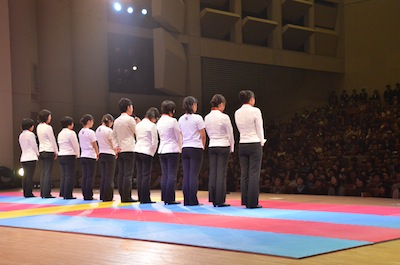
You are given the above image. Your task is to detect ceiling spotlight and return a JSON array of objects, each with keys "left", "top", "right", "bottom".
[
  {"left": 113, "top": 2, "right": 122, "bottom": 12},
  {"left": 132, "top": 65, "right": 138, "bottom": 71},
  {"left": 127, "top": 7, "right": 134, "bottom": 14},
  {"left": 141, "top": 8, "right": 148, "bottom": 15}
]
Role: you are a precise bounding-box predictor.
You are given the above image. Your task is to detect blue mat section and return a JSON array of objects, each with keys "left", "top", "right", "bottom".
[
  {"left": 0, "top": 214, "right": 370, "bottom": 258},
  {"left": 118, "top": 203, "right": 400, "bottom": 229}
]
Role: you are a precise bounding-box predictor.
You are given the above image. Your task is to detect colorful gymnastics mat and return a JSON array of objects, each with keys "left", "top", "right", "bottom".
[{"left": 1, "top": 191, "right": 400, "bottom": 259}]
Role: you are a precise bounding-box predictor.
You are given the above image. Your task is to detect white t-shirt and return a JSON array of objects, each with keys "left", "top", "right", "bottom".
[
  {"left": 178, "top": 113, "right": 205, "bottom": 149},
  {"left": 204, "top": 110, "right": 235, "bottom": 152},
  {"left": 157, "top": 114, "right": 182, "bottom": 154},
  {"left": 78, "top": 128, "right": 97, "bottom": 159},
  {"left": 96, "top": 125, "right": 117, "bottom": 155}
]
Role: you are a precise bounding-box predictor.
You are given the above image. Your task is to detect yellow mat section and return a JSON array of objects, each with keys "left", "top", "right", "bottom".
[{"left": 0, "top": 201, "right": 139, "bottom": 219}]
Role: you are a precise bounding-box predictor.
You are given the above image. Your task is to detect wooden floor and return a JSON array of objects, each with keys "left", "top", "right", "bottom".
[{"left": 1, "top": 190, "right": 399, "bottom": 265}]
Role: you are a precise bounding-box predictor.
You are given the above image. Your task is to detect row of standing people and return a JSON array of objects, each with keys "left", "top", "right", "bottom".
[{"left": 19, "top": 90, "right": 266, "bottom": 208}]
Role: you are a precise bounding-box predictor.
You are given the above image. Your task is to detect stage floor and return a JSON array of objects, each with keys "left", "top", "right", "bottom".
[{"left": 1, "top": 189, "right": 399, "bottom": 265}]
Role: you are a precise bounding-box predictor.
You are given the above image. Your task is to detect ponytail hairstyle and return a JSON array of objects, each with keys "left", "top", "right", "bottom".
[
  {"left": 210, "top": 94, "right": 226, "bottom": 108},
  {"left": 80, "top": 114, "right": 94, "bottom": 126},
  {"left": 145, "top": 107, "right": 160, "bottom": 121},
  {"left": 182, "top": 96, "right": 197, "bottom": 114},
  {"left": 60, "top": 116, "right": 74, "bottom": 128},
  {"left": 101, "top": 114, "right": 115, "bottom": 128},
  {"left": 238, "top": 90, "right": 255, "bottom": 104}
]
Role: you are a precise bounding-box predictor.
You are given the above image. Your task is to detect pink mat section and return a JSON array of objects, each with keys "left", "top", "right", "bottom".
[
  {"left": 0, "top": 202, "right": 49, "bottom": 211},
  {"left": 219, "top": 199, "right": 400, "bottom": 216},
  {"left": 60, "top": 208, "right": 400, "bottom": 242}
]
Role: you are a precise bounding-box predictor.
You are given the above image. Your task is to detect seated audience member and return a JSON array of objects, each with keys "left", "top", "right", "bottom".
[
  {"left": 328, "top": 175, "right": 345, "bottom": 196},
  {"left": 270, "top": 177, "right": 286, "bottom": 194}
]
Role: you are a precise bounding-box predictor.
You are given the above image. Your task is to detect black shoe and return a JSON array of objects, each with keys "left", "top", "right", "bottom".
[
  {"left": 102, "top": 199, "right": 114, "bottom": 202},
  {"left": 246, "top": 205, "right": 262, "bottom": 209},
  {"left": 42, "top": 195, "right": 56, "bottom": 199},
  {"left": 215, "top": 203, "right": 230, "bottom": 207},
  {"left": 121, "top": 199, "right": 138, "bottom": 203},
  {"left": 24, "top": 195, "right": 36, "bottom": 198},
  {"left": 165, "top": 201, "right": 181, "bottom": 205},
  {"left": 84, "top": 197, "right": 94, "bottom": 201},
  {"left": 64, "top": 197, "right": 77, "bottom": 200},
  {"left": 187, "top": 203, "right": 203, "bottom": 206},
  {"left": 140, "top": 201, "right": 156, "bottom": 204}
]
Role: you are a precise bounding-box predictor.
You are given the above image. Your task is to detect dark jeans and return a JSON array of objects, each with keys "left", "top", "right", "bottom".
[
  {"left": 39, "top": 152, "right": 55, "bottom": 197},
  {"left": 181, "top": 147, "right": 203, "bottom": 206},
  {"left": 239, "top": 143, "right": 262, "bottom": 207},
  {"left": 159, "top": 153, "right": 179, "bottom": 203},
  {"left": 117, "top": 152, "right": 134, "bottom": 201},
  {"left": 22, "top": 160, "right": 36, "bottom": 197},
  {"left": 80, "top": 157, "right": 96, "bottom": 200},
  {"left": 135, "top": 152, "right": 153, "bottom": 203},
  {"left": 208, "top": 147, "right": 230, "bottom": 205},
  {"left": 99, "top": 153, "right": 116, "bottom": 201},
  {"left": 59, "top": 155, "right": 76, "bottom": 199}
]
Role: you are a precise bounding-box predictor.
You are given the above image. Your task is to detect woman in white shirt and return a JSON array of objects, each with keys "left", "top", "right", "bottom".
[
  {"left": 78, "top": 114, "right": 99, "bottom": 200},
  {"left": 19, "top": 118, "right": 39, "bottom": 198},
  {"left": 134, "top": 107, "right": 159, "bottom": 204},
  {"left": 96, "top": 114, "right": 118, "bottom": 202},
  {"left": 204, "top": 94, "right": 234, "bottom": 207},
  {"left": 234, "top": 90, "right": 266, "bottom": 209},
  {"left": 58, "top": 116, "right": 80, "bottom": 199},
  {"left": 36, "top": 109, "right": 58, "bottom": 198},
  {"left": 178, "top": 96, "right": 206, "bottom": 206},
  {"left": 157, "top": 100, "right": 182, "bottom": 205}
]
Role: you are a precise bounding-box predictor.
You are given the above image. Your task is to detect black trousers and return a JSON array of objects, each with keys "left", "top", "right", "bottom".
[
  {"left": 159, "top": 153, "right": 179, "bottom": 203},
  {"left": 117, "top": 152, "right": 134, "bottom": 201},
  {"left": 135, "top": 153, "right": 153, "bottom": 203},
  {"left": 59, "top": 155, "right": 76, "bottom": 199},
  {"left": 208, "top": 147, "right": 230, "bottom": 205},
  {"left": 21, "top": 160, "right": 36, "bottom": 197},
  {"left": 39, "top": 152, "right": 55, "bottom": 197},
  {"left": 181, "top": 147, "right": 203, "bottom": 206},
  {"left": 80, "top": 157, "right": 96, "bottom": 200},
  {"left": 99, "top": 153, "right": 116, "bottom": 201},
  {"left": 238, "top": 143, "right": 262, "bottom": 208}
]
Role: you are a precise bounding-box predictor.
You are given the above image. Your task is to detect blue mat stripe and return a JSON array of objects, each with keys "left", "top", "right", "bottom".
[
  {"left": 118, "top": 204, "right": 400, "bottom": 229},
  {"left": 0, "top": 214, "right": 370, "bottom": 258}
]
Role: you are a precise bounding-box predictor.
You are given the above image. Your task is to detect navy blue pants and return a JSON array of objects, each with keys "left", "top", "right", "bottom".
[
  {"left": 39, "top": 152, "right": 55, "bottom": 197},
  {"left": 80, "top": 157, "right": 96, "bottom": 200},
  {"left": 59, "top": 155, "right": 76, "bottom": 199},
  {"left": 99, "top": 153, "right": 116, "bottom": 201},
  {"left": 135, "top": 152, "right": 153, "bottom": 203},
  {"left": 159, "top": 153, "right": 179, "bottom": 203},
  {"left": 181, "top": 147, "right": 203, "bottom": 206}
]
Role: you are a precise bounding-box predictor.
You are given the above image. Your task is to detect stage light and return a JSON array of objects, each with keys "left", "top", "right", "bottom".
[
  {"left": 113, "top": 2, "right": 122, "bottom": 12},
  {"left": 141, "top": 8, "right": 148, "bottom": 15},
  {"left": 132, "top": 65, "right": 138, "bottom": 71},
  {"left": 18, "top": 168, "right": 24, "bottom": 177},
  {"left": 127, "top": 6, "right": 134, "bottom": 14}
]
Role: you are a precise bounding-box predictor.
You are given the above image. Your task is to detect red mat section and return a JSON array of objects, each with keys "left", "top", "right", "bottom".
[
  {"left": 224, "top": 200, "right": 400, "bottom": 216},
  {"left": 0, "top": 202, "right": 48, "bottom": 211},
  {"left": 61, "top": 208, "right": 400, "bottom": 242}
]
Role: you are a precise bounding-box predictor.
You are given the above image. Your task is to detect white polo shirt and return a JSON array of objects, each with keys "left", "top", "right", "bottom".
[
  {"left": 19, "top": 130, "right": 39, "bottom": 162},
  {"left": 234, "top": 104, "right": 266, "bottom": 146},
  {"left": 204, "top": 109, "right": 235, "bottom": 152},
  {"left": 78, "top": 128, "right": 97, "bottom": 159},
  {"left": 37, "top": 123, "right": 58, "bottom": 154},
  {"left": 178, "top": 113, "right": 205, "bottom": 149},
  {"left": 157, "top": 114, "right": 182, "bottom": 154},
  {"left": 113, "top": 113, "right": 136, "bottom": 152},
  {"left": 134, "top": 118, "right": 158, "bottom": 157}
]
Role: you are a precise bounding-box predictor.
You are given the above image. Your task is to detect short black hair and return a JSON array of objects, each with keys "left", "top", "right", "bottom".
[
  {"left": 118, "top": 97, "right": 133, "bottom": 113},
  {"left": 182, "top": 96, "right": 197, "bottom": 114},
  {"left": 160, "top": 100, "right": 176, "bottom": 115},
  {"left": 21, "top": 118, "right": 34, "bottom": 131},
  {"left": 238, "top": 90, "right": 255, "bottom": 104},
  {"left": 80, "top": 114, "right": 94, "bottom": 126},
  {"left": 37, "top": 109, "right": 51, "bottom": 123},
  {"left": 145, "top": 107, "right": 160, "bottom": 120},
  {"left": 101, "top": 114, "right": 114, "bottom": 127},
  {"left": 60, "top": 116, "right": 74, "bottom": 128},
  {"left": 210, "top": 94, "right": 226, "bottom": 108}
]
